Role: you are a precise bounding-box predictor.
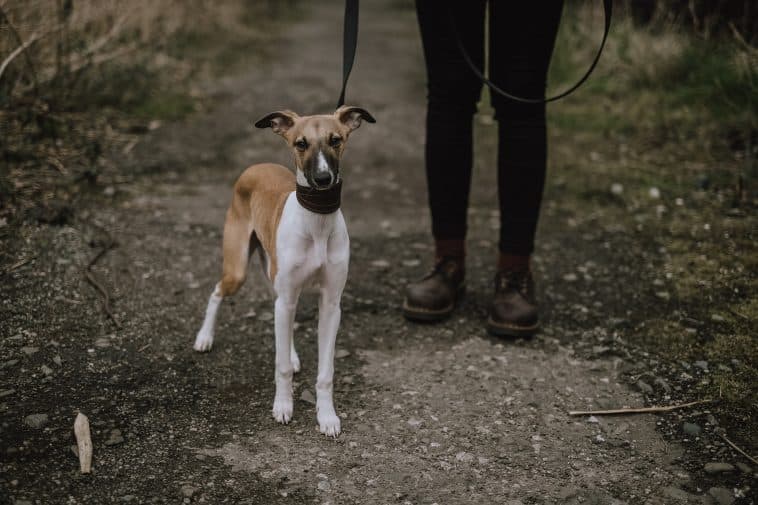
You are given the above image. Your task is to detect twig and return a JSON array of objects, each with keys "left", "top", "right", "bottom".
[
  {"left": 138, "top": 343, "right": 151, "bottom": 352},
  {"left": 0, "top": 6, "right": 40, "bottom": 93},
  {"left": 0, "top": 32, "right": 43, "bottom": 83},
  {"left": 721, "top": 434, "right": 758, "bottom": 466},
  {"left": 2, "top": 256, "right": 35, "bottom": 276},
  {"left": 83, "top": 231, "right": 121, "bottom": 328},
  {"left": 569, "top": 400, "right": 710, "bottom": 416},
  {"left": 73, "top": 412, "right": 93, "bottom": 474}
]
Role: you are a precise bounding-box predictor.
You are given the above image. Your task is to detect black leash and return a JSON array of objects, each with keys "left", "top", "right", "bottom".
[
  {"left": 337, "top": 0, "right": 359, "bottom": 108},
  {"left": 448, "top": 0, "right": 613, "bottom": 104},
  {"left": 337, "top": 0, "right": 611, "bottom": 107}
]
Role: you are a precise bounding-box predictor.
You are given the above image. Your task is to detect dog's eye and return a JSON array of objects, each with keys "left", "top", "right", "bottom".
[
  {"left": 329, "top": 136, "right": 342, "bottom": 148},
  {"left": 294, "top": 139, "right": 308, "bottom": 151}
]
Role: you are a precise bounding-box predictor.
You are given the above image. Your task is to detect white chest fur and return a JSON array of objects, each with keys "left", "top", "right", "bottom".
[{"left": 273, "top": 192, "right": 350, "bottom": 295}]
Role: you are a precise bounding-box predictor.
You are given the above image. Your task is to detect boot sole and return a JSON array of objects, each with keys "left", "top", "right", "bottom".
[
  {"left": 402, "top": 286, "right": 465, "bottom": 323},
  {"left": 486, "top": 317, "right": 539, "bottom": 338}
]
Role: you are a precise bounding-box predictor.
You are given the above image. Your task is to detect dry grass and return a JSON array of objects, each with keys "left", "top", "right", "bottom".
[{"left": 0, "top": 0, "right": 258, "bottom": 98}]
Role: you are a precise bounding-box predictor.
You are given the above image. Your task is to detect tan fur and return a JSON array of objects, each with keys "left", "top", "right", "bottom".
[{"left": 219, "top": 163, "right": 294, "bottom": 295}]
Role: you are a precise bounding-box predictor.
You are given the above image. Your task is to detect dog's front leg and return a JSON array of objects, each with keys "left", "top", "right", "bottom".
[
  {"left": 316, "top": 287, "right": 342, "bottom": 437},
  {"left": 272, "top": 291, "right": 298, "bottom": 424}
]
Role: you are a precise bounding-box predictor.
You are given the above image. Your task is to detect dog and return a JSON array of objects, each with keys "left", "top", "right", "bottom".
[{"left": 193, "top": 105, "right": 375, "bottom": 437}]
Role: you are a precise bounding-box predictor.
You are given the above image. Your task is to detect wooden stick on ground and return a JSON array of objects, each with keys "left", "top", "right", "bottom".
[
  {"left": 721, "top": 434, "right": 758, "bottom": 466},
  {"left": 84, "top": 240, "right": 121, "bottom": 328},
  {"left": 569, "top": 400, "right": 710, "bottom": 416},
  {"left": 73, "top": 413, "right": 93, "bottom": 474}
]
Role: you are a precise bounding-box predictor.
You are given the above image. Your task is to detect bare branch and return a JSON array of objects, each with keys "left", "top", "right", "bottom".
[{"left": 568, "top": 400, "right": 711, "bottom": 416}]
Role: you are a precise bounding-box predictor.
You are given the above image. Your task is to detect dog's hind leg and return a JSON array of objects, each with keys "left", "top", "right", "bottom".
[{"left": 194, "top": 207, "right": 254, "bottom": 352}]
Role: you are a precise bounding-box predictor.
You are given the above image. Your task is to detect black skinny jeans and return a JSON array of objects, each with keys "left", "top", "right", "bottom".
[{"left": 416, "top": 0, "right": 563, "bottom": 256}]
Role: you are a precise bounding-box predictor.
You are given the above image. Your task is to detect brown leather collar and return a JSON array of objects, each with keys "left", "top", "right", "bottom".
[{"left": 295, "top": 179, "right": 342, "bottom": 214}]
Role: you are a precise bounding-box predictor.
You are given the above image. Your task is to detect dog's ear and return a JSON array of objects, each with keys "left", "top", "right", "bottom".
[
  {"left": 254, "top": 110, "right": 299, "bottom": 136},
  {"left": 335, "top": 106, "right": 375, "bottom": 132}
]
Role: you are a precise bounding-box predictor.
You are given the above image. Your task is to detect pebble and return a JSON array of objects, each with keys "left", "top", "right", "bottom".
[
  {"left": 455, "top": 451, "right": 474, "bottom": 463},
  {"left": 735, "top": 462, "right": 752, "bottom": 473},
  {"left": 300, "top": 389, "right": 316, "bottom": 405},
  {"left": 653, "top": 377, "right": 671, "bottom": 393},
  {"left": 2, "top": 359, "right": 19, "bottom": 369},
  {"left": 258, "top": 312, "right": 273, "bottom": 322},
  {"left": 610, "top": 183, "right": 623, "bottom": 195},
  {"left": 370, "top": 259, "right": 390, "bottom": 269},
  {"left": 40, "top": 365, "right": 53, "bottom": 376},
  {"left": 407, "top": 418, "right": 422, "bottom": 427},
  {"left": 21, "top": 346, "right": 39, "bottom": 356},
  {"left": 636, "top": 380, "right": 653, "bottom": 394},
  {"left": 648, "top": 187, "right": 661, "bottom": 199},
  {"left": 180, "top": 485, "right": 197, "bottom": 498},
  {"left": 710, "top": 313, "right": 726, "bottom": 322},
  {"left": 708, "top": 487, "right": 734, "bottom": 505},
  {"left": 335, "top": 349, "right": 351, "bottom": 359},
  {"left": 24, "top": 413, "right": 49, "bottom": 429},
  {"left": 317, "top": 480, "right": 331, "bottom": 492},
  {"left": 704, "top": 462, "right": 735, "bottom": 474},
  {"left": 562, "top": 273, "right": 578, "bottom": 282},
  {"left": 693, "top": 360, "right": 709, "bottom": 371},
  {"left": 105, "top": 429, "right": 125, "bottom": 446},
  {"left": 682, "top": 422, "right": 701, "bottom": 437},
  {"left": 53, "top": 355, "right": 62, "bottom": 366}
]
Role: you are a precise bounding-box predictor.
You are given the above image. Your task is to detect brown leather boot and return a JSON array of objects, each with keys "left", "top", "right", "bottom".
[
  {"left": 403, "top": 257, "right": 465, "bottom": 322},
  {"left": 487, "top": 269, "right": 539, "bottom": 337}
]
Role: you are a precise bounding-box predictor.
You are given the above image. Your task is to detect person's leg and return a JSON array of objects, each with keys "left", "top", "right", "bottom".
[
  {"left": 487, "top": 1, "right": 563, "bottom": 336},
  {"left": 404, "top": 0, "right": 486, "bottom": 322},
  {"left": 416, "top": 0, "right": 486, "bottom": 261}
]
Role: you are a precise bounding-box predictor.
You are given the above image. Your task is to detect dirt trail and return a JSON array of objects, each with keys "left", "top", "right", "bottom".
[{"left": 0, "top": 1, "right": 741, "bottom": 504}]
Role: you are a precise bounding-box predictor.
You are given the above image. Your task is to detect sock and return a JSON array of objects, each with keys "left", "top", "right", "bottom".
[
  {"left": 498, "top": 253, "right": 530, "bottom": 272},
  {"left": 435, "top": 239, "right": 465, "bottom": 263}
]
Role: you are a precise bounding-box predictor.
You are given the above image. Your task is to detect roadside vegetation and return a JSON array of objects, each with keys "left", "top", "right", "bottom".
[
  {"left": 546, "top": 0, "right": 756, "bottom": 456},
  {"left": 0, "top": 0, "right": 292, "bottom": 227}
]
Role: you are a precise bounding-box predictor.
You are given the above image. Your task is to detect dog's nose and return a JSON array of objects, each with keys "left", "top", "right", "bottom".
[{"left": 313, "top": 173, "right": 332, "bottom": 187}]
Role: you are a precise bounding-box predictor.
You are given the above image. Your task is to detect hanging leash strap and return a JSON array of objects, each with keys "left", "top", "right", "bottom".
[
  {"left": 337, "top": 0, "right": 360, "bottom": 108},
  {"left": 449, "top": 0, "right": 612, "bottom": 104}
]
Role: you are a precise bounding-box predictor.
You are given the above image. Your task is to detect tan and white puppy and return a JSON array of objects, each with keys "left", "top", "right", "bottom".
[{"left": 193, "top": 106, "right": 375, "bottom": 437}]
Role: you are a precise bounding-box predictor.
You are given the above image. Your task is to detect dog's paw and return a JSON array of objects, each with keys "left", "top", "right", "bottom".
[
  {"left": 193, "top": 331, "right": 213, "bottom": 352},
  {"left": 291, "top": 352, "right": 301, "bottom": 373},
  {"left": 272, "top": 397, "right": 293, "bottom": 424},
  {"left": 317, "top": 410, "right": 341, "bottom": 438}
]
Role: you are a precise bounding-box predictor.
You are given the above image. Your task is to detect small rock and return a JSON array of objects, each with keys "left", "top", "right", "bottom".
[
  {"left": 704, "top": 462, "right": 735, "bottom": 474},
  {"left": 105, "top": 429, "right": 124, "bottom": 446},
  {"left": 694, "top": 360, "right": 709, "bottom": 372},
  {"left": 258, "top": 311, "right": 274, "bottom": 322},
  {"left": 317, "top": 480, "right": 331, "bottom": 492},
  {"left": 708, "top": 487, "right": 735, "bottom": 505},
  {"left": 407, "top": 418, "right": 422, "bottom": 427},
  {"left": 649, "top": 187, "right": 661, "bottom": 199},
  {"left": 587, "top": 416, "right": 600, "bottom": 424},
  {"left": 95, "top": 337, "right": 111, "bottom": 348},
  {"left": 682, "top": 422, "right": 701, "bottom": 437},
  {"left": 121, "top": 495, "right": 137, "bottom": 502},
  {"left": 335, "top": 349, "right": 351, "bottom": 359},
  {"left": 562, "top": 273, "right": 578, "bottom": 282},
  {"left": 735, "top": 462, "right": 752, "bottom": 473},
  {"left": 370, "top": 259, "right": 390, "bottom": 269},
  {"left": 21, "top": 346, "right": 39, "bottom": 355},
  {"left": 710, "top": 313, "right": 726, "bottom": 322},
  {"left": 103, "top": 186, "right": 116, "bottom": 197},
  {"left": 1, "top": 359, "right": 19, "bottom": 369},
  {"left": 40, "top": 365, "right": 53, "bottom": 376},
  {"left": 653, "top": 377, "right": 671, "bottom": 393},
  {"left": 53, "top": 355, "right": 62, "bottom": 366},
  {"left": 662, "top": 486, "right": 698, "bottom": 501},
  {"left": 455, "top": 451, "right": 474, "bottom": 463},
  {"left": 401, "top": 259, "right": 420, "bottom": 267},
  {"left": 180, "top": 485, "right": 197, "bottom": 498},
  {"left": 24, "top": 413, "right": 49, "bottom": 429},
  {"left": 300, "top": 389, "right": 316, "bottom": 405},
  {"left": 610, "top": 183, "right": 623, "bottom": 195},
  {"left": 636, "top": 380, "right": 653, "bottom": 394}
]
